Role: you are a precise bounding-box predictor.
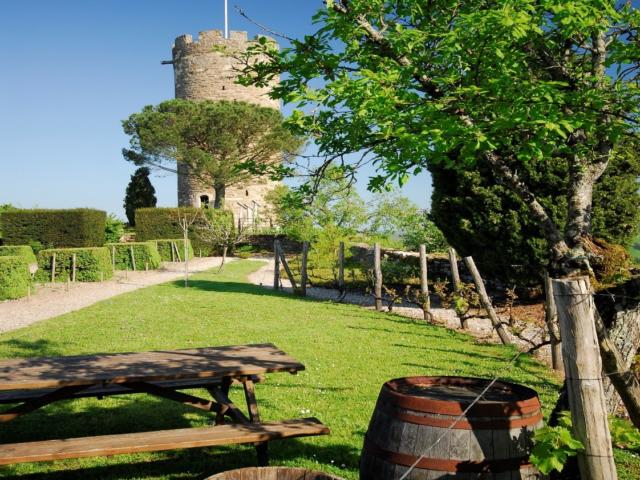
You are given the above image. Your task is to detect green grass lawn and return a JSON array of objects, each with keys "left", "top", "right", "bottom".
[{"left": 0, "top": 260, "right": 637, "bottom": 479}]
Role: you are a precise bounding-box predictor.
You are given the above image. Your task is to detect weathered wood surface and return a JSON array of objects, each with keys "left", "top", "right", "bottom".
[
  {"left": 419, "top": 244, "right": 430, "bottom": 322},
  {"left": 360, "top": 376, "right": 542, "bottom": 480},
  {"left": 0, "top": 418, "right": 329, "bottom": 465},
  {"left": 464, "top": 256, "right": 512, "bottom": 345},
  {"left": 544, "top": 272, "right": 562, "bottom": 372},
  {"left": 273, "top": 240, "right": 281, "bottom": 290},
  {"left": 278, "top": 249, "right": 298, "bottom": 290},
  {"left": 208, "top": 466, "right": 343, "bottom": 480},
  {"left": 300, "top": 241, "right": 309, "bottom": 297},
  {"left": 553, "top": 277, "right": 618, "bottom": 480},
  {"left": 448, "top": 247, "right": 461, "bottom": 292},
  {"left": 0, "top": 343, "right": 304, "bottom": 391},
  {"left": 374, "top": 243, "right": 382, "bottom": 311}
]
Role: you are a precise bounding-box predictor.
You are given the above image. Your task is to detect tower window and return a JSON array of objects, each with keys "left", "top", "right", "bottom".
[{"left": 200, "top": 195, "right": 210, "bottom": 208}]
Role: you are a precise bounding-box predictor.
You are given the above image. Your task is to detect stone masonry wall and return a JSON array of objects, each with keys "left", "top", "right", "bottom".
[{"left": 171, "top": 29, "right": 280, "bottom": 225}]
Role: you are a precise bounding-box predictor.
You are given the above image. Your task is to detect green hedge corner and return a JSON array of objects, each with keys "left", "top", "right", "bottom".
[
  {"left": 36, "top": 247, "right": 113, "bottom": 283},
  {"left": 0, "top": 256, "right": 32, "bottom": 300}
]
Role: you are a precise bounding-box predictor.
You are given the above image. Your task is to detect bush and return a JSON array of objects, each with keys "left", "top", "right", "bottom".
[
  {"left": 36, "top": 247, "right": 113, "bottom": 283},
  {"left": 136, "top": 207, "right": 228, "bottom": 255},
  {"left": 0, "top": 256, "right": 31, "bottom": 300},
  {"left": 106, "top": 242, "right": 161, "bottom": 271},
  {"left": 0, "top": 245, "right": 37, "bottom": 266},
  {"left": 151, "top": 239, "right": 194, "bottom": 262},
  {"left": 0, "top": 204, "right": 17, "bottom": 244},
  {"left": 105, "top": 214, "right": 126, "bottom": 243},
  {"left": 1, "top": 209, "right": 107, "bottom": 248}
]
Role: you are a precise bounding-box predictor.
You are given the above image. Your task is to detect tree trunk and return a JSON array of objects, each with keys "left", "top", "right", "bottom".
[
  {"left": 214, "top": 184, "right": 226, "bottom": 209},
  {"left": 217, "top": 246, "right": 228, "bottom": 273}
]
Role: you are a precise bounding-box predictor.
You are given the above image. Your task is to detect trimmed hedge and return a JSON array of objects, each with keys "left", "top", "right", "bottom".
[
  {"left": 0, "top": 256, "right": 31, "bottom": 300},
  {"left": 1, "top": 209, "right": 107, "bottom": 248},
  {"left": 152, "top": 239, "right": 195, "bottom": 262},
  {"left": 0, "top": 245, "right": 37, "bottom": 266},
  {"left": 36, "top": 248, "right": 113, "bottom": 283},
  {"left": 107, "top": 242, "right": 162, "bottom": 271},
  {"left": 135, "top": 208, "right": 232, "bottom": 255}
]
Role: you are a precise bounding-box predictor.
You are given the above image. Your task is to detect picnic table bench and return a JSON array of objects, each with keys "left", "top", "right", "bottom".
[{"left": 0, "top": 343, "right": 329, "bottom": 466}]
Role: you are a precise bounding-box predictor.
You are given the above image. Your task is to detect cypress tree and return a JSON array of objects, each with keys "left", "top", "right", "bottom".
[{"left": 123, "top": 167, "right": 157, "bottom": 226}]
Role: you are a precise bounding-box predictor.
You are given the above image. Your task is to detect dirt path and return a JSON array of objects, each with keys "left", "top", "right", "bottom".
[{"left": 0, "top": 257, "right": 233, "bottom": 333}]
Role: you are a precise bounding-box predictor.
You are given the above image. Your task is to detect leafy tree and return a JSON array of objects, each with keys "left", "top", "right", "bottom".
[
  {"left": 123, "top": 167, "right": 157, "bottom": 226},
  {"left": 366, "top": 191, "right": 448, "bottom": 252},
  {"left": 241, "top": 1, "right": 640, "bottom": 425},
  {"left": 431, "top": 143, "right": 640, "bottom": 283},
  {"left": 104, "top": 214, "right": 125, "bottom": 243},
  {"left": 122, "top": 100, "right": 304, "bottom": 209}
]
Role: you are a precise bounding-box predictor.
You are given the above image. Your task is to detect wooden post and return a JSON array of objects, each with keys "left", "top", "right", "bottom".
[
  {"left": 419, "top": 244, "right": 431, "bottom": 322},
  {"left": 544, "top": 271, "right": 563, "bottom": 372},
  {"left": 338, "top": 241, "right": 345, "bottom": 294},
  {"left": 51, "top": 253, "right": 56, "bottom": 284},
  {"left": 463, "top": 256, "right": 511, "bottom": 345},
  {"left": 273, "top": 239, "right": 281, "bottom": 290},
  {"left": 111, "top": 246, "right": 116, "bottom": 271},
  {"left": 129, "top": 246, "right": 136, "bottom": 271},
  {"left": 553, "top": 277, "right": 618, "bottom": 480},
  {"left": 448, "top": 247, "right": 461, "bottom": 292},
  {"left": 278, "top": 248, "right": 298, "bottom": 290},
  {"left": 374, "top": 243, "right": 382, "bottom": 311},
  {"left": 300, "top": 241, "right": 309, "bottom": 297},
  {"left": 71, "top": 254, "right": 77, "bottom": 283},
  {"left": 170, "top": 242, "right": 175, "bottom": 262}
]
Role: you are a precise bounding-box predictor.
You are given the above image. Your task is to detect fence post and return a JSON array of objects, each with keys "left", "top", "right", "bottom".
[
  {"left": 419, "top": 244, "right": 431, "bottom": 322},
  {"left": 463, "top": 256, "right": 511, "bottom": 345},
  {"left": 51, "top": 253, "right": 56, "bottom": 284},
  {"left": 300, "top": 241, "right": 309, "bottom": 297},
  {"left": 279, "top": 247, "right": 298, "bottom": 290},
  {"left": 71, "top": 253, "right": 77, "bottom": 283},
  {"left": 448, "top": 247, "right": 461, "bottom": 292},
  {"left": 553, "top": 276, "right": 618, "bottom": 480},
  {"left": 273, "top": 239, "right": 281, "bottom": 290},
  {"left": 374, "top": 243, "right": 382, "bottom": 311},
  {"left": 338, "top": 241, "right": 345, "bottom": 295},
  {"left": 111, "top": 246, "right": 116, "bottom": 271},
  {"left": 544, "top": 271, "right": 563, "bottom": 372},
  {"left": 130, "top": 246, "right": 137, "bottom": 271}
]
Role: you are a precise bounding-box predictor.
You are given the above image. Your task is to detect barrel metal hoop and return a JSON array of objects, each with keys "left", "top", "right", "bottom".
[
  {"left": 377, "top": 403, "right": 544, "bottom": 430},
  {"left": 381, "top": 377, "right": 541, "bottom": 417},
  {"left": 363, "top": 437, "right": 533, "bottom": 473}
]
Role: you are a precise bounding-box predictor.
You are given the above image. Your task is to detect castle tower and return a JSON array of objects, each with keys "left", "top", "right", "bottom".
[{"left": 170, "top": 30, "right": 280, "bottom": 228}]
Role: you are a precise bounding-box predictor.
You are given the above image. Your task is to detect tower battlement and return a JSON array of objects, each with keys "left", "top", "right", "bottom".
[{"left": 173, "top": 30, "right": 270, "bottom": 56}]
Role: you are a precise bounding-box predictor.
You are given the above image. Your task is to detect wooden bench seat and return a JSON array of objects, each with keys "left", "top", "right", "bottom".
[{"left": 0, "top": 417, "right": 329, "bottom": 465}]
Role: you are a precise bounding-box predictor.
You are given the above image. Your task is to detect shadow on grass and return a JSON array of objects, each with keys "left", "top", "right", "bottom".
[{"left": 0, "top": 339, "right": 64, "bottom": 358}]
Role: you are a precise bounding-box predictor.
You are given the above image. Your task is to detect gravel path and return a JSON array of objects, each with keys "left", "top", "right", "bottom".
[{"left": 0, "top": 257, "right": 233, "bottom": 333}]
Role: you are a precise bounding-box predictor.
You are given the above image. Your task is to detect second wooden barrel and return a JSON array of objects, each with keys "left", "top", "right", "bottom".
[{"left": 360, "top": 376, "right": 543, "bottom": 479}]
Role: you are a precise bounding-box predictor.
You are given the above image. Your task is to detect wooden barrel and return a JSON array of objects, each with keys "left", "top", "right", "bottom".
[
  {"left": 360, "top": 376, "right": 543, "bottom": 479},
  {"left": 207, "top": 467, "right": 344, "bottom": 479}
]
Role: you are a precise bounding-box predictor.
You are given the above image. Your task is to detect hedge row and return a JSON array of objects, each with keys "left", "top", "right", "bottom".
[
  {"left": 0, "top": 256, "right": 31, "bottom": 300},
  {"left": 107, "top": 242, "right": 162, "bottom": 271},
  {"left": 152, "top": 239, "right": 194, "bottom": 262},
  {"left": 36, "top": 247, "right": 113, "bottom": 283},
  {"left": 135, "top": 208, "right": 232, "bottom": 255},
  {"left": 0, "top": 245, "right": 37, "bottom": 266},
  {"left": 0, "top": 209, "right": 106, "bottom": 248}
]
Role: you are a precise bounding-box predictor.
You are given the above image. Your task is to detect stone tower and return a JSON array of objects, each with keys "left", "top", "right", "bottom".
[{"left": 170, "top": 30, "right": 280, "bottom": 228}]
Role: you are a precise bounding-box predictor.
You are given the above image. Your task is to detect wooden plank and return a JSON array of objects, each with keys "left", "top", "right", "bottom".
[
  {"left": 544, "top": 272, "right": 562, "bottom": 371},
  {"left": 419, "top": 244, "right": 430, "bottom": 322},
  {"left": 448, "top": 247, "right": 460, "bottom": 292},
  {"left": 242, "top": 378, "right": 261, "bottom": 423},
  {"left": 0, "top": 385, "right": 91, "bottom": 423},
  {"left": 0, "top": 376, "right": 263, "bottom": 405},
  {"left": 208, "top": 380, "right": 249, "bottom": 425},
  {"left": 300, "top": 241, "right": 309, "bottom": 297},
  {"left": 278, "top": 249, "right": 298, "bottom": 290},
  {"left": 0, "top": 418, "right": 330, "bottom": 465},
  {"left": 273, "top": 239, "right": 281, "bottom": 290},
  {"left": 553, "top": 277, "right": 618, "bottom": 480},
  {"left": 121, "top": 382, "right": 218, "bottom": 413},
  {"left": 374, "top": 243, "right": 382, "bottom": 311},
  {"left": 0, "top": 344, "right": 304, "bottom": 392},
  {"left": 130, "top": 246, "right": 137, "bottom": 271},
  {"left": 463, "top": 256, "right": 512, "bottom": 345}
]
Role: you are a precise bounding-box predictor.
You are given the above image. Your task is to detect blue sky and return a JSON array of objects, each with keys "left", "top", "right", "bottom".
[{"left": 0, "top": 0, "right": 432, "bottom": 219}]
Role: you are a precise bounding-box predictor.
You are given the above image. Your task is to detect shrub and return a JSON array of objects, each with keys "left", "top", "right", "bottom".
[
  {"left": 105, "top": 214, "right": 126, "bottom": 243},
  {"left": 106, "top": 242, "right": 161, "bottom": 271},
  {"left": 0, "top": 245, "right": 37, "bottom": 266},
  {"left": 36, "top": 247, "right": 113, "bottom": 283},
  {"left": 0, "top": 256, "right": 31, "bottom": 300},
  {"left": 1, "top": 209, "right": 107, "bottom": 248},
  {"left": 151, "top": 239, "right": 194, "bottom": 262},
  {"left": 0, "top": 204, "right": 17, "bottom": 244}
]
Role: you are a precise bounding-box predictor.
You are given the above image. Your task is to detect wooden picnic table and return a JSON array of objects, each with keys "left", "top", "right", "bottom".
[{"left": 0, "top": 343, "right": 329, "bottom": 466}]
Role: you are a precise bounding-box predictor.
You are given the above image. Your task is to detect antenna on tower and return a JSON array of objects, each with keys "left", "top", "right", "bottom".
[{"left": 224, "top": 0, "right": 229, "bottom": 39}]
